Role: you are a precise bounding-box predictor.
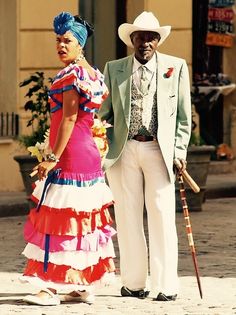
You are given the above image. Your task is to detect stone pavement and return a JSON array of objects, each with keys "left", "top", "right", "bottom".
[{"left": 0, "top": 197, "right": 236, "bottom": 315}]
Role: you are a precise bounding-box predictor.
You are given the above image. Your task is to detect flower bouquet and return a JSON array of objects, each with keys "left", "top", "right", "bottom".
[
  {"left": 27, "top": 129, "right": 51, "bottom": 162},
  {"left": 92, "top": 118, "right": 111, "bottom": 160}
]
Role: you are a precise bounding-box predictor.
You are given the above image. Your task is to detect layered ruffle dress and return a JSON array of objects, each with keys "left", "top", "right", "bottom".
[{"left": 20, "top": 63, "right": 116, "bottom": 292}]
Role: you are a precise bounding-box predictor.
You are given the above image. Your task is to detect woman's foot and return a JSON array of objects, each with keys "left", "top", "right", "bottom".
[
  {"left": 23, "top": 288, "right": 60, "bottom": 306},
  {"left": 60, "top": 290, "right": 95, "bottom": 304}
]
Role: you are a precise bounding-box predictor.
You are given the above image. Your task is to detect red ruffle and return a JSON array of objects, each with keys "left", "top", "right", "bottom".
[
  {"left": 23, "top": 257, "right": 115, "bottom": 285},
  {"left": 28, "top": 203, "right": 114, "bottom": 236}
]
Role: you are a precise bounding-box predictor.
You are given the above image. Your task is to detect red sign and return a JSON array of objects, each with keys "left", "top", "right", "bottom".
[
  {"left": 206, "top": 32, "right": 234, "bottom": 47},
  {"left": 208, "top": 8, "right": 234, "bottom": 21}
]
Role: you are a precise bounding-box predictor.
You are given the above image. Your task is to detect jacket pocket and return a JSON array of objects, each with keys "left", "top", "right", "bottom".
[{"left": 168, "top": 95, "right": 177, "bottom": 116}]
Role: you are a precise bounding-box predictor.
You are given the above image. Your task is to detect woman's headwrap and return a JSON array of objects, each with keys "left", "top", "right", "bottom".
[{"left": 53, "top": 12, "right": 88, "bottom": 47}]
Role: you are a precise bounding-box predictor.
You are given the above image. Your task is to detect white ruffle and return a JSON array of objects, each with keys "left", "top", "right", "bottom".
[
  {"left": 32, "top": 181, "right": 113, "bottom": 212},
  {"left": 22, "top": 240, "right": 115, "bottom": 270},
  {"left": 19, "top": 271, "right": 116, "bottom": 293}
]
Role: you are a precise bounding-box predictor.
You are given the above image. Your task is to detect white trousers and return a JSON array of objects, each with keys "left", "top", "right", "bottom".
[{"left": 106, "top": 140, "right": 179, "bottom": 295}]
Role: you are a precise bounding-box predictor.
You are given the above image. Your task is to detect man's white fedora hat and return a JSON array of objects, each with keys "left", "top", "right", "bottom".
[{"left": 118, "top": 11, "right": 171, "bottom": 48}]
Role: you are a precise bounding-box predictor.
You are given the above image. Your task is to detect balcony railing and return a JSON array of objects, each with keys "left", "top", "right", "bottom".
[{"left": 0, "top": 112, "right": 19, "bottom": 138}]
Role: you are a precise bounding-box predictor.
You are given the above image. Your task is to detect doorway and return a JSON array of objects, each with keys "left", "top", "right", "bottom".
[
  {"left": 192, "top": 0, "right": 224, "bottom": 146},
  {"left": 79, "top": 0, "right": 127, "bottom": 71}
]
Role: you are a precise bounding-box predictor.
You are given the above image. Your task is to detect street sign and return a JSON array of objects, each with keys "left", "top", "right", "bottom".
[
  {"left": 208, "top": 20, "right": 234, "bottom": 33},
  {"left": 206, "top": 32, "right": 234, "bottom": 47},
  {"left": 208, "top": 8, "right": 234, "bottom": 22},
  {"left": 209, "top": 0, "right": 235, "bottom": 7}
]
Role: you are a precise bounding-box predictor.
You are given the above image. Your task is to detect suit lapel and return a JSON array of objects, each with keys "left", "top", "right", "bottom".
[{"left": 116, "top": 56, "right": 133, "bottom": 125}]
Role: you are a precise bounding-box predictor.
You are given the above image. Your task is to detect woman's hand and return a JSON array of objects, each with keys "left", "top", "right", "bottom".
[{"left": 32, "top": 161, "right": 57, "bottom": 181}]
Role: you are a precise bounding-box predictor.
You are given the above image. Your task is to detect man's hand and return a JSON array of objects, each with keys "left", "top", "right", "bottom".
[{"left": 173, "top": 158, "right": 187, "bottom": 174}]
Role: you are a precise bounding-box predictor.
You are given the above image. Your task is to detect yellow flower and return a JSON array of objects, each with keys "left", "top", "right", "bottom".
[
  {"left": 93, "top": 136, "right": 108, "bottom": 160},
  {"left": 27, "top": 146, "right": 43, "bottom": 162},
  {"left": 27, "top": 128, "right": 51, "bottom": 162},
  {"left": 92, "top": 119, "right": 111, "bottom": 160}
]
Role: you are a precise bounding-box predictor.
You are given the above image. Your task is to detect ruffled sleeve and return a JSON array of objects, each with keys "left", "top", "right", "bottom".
[{"left": 49, "top": 64, "right": 109, "bottom": 113}]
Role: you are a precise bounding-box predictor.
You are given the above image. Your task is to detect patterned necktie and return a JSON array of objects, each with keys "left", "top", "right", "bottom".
[{"left": 140, "top": 66, "right": 149, "bottom": 95}]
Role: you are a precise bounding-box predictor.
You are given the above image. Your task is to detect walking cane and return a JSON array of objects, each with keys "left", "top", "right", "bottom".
[{"left": 174, "top": 159, "right": 203, "bottom": 299}]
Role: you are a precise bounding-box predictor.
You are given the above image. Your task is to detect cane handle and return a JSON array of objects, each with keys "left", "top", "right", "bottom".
[{"left": 174, "top": 159, "right": 200, "bottom": 193}]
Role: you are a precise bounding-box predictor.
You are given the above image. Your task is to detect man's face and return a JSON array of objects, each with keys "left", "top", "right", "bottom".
[{"left": 130, "top": 31, "right": 160, "bottom": 64}]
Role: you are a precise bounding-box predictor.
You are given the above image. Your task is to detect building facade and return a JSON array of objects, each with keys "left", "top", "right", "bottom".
[{"left": 0, "top": 0, "right": 235, "bottom": 191}]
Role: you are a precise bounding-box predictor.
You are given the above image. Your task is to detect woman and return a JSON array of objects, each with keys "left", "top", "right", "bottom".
[{"left": 20, "top": 12, "right": 116, "bottom": 306}]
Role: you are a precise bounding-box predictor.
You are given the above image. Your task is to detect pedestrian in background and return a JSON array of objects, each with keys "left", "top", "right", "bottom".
[{"left": 99, "top": 11, "right": 191, "bottom": 301}]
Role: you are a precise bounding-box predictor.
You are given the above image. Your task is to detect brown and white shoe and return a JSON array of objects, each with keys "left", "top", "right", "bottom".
[{"left": 23, "top": 288, "right": 60, "bottom": 306}]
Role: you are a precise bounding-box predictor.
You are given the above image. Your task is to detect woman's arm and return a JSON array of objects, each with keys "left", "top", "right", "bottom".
[
  {"left": 52, "top": 89, "right": 78, "bottom": 158},
  {"left": 33, "top": 89, "right": 79, "bottom": 180}
]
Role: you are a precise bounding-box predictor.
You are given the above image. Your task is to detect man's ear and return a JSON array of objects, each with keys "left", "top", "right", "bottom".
[{"left": 130, "top": 33, "right": 134, "bottom": 44}]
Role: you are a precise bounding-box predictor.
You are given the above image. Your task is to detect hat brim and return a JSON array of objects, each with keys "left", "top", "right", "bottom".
[{"left": 118, "top": 24, "right": 171, "bottom": 48}]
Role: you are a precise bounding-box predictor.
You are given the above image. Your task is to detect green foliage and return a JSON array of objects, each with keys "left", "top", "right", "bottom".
[
  {"left": 189, "top": 131, "right": 205, "bottom": 146},
  {"left": 190, "top": 87, "right": 207, "bottom": 146},
  {"left": 18, "top": 72, "right": 52, "bottom": 147}
]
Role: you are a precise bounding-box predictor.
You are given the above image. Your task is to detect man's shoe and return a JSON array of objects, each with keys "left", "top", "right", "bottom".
[
  {"left": 121, "top": 286, "right": 149, "bottom": 299},
  {"left": 154, "top": 292, "right": 177, "bottom": 301}
]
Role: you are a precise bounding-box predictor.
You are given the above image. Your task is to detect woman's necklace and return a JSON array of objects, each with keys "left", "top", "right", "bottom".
[
  {"left": 70, "top": 55, "right": 97, "bottom": 80},
  {"left": 71, "top": 55, "right": 85, "bottom": 64}
]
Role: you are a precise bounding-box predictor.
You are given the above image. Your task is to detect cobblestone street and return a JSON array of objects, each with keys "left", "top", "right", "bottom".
[{"left": 0, "top": 197, "right": 236, "bottom": 314}]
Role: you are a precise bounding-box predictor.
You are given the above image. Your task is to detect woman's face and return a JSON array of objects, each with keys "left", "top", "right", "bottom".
[{"left": 56, "top": 31, "right": 82, "bottom": 65}]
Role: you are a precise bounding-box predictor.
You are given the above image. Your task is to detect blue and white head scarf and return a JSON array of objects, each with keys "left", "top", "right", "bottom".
[{"left": 53, "top": 12, "right": 88, "bottom": 47}]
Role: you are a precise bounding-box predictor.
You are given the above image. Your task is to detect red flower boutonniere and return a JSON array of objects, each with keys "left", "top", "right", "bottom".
[{"left": 164, "top": 67, "right": 174, "bottom": 78}]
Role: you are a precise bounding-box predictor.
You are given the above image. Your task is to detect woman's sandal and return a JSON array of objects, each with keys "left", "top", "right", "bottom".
[
  {"left": 60, "top": 290, "right": 95, "bottom": 304},
  {"left": 23, "top": 288, "right": 60, "bottom": 306}
]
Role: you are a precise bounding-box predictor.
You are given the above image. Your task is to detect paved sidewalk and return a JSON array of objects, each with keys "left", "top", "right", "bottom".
[{"left": 0, "top": 197, "right": 236, "bottom": 314}]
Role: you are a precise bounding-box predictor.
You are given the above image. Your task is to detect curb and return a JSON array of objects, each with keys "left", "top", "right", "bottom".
[
  {"left": 0, "top": 202, "right": 29, "bottom": 217},
  {"left": 205, "top": 185, "right": 236, "bottom": 199}
]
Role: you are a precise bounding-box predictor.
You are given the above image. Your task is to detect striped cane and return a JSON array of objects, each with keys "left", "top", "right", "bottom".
[{"left": 178, "top": 173, "right": 203, "bottom": 299}]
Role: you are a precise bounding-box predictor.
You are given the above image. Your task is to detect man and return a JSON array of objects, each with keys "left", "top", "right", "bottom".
[{"left": 99, "top": 11, "right": 191, "bottom": 301}]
